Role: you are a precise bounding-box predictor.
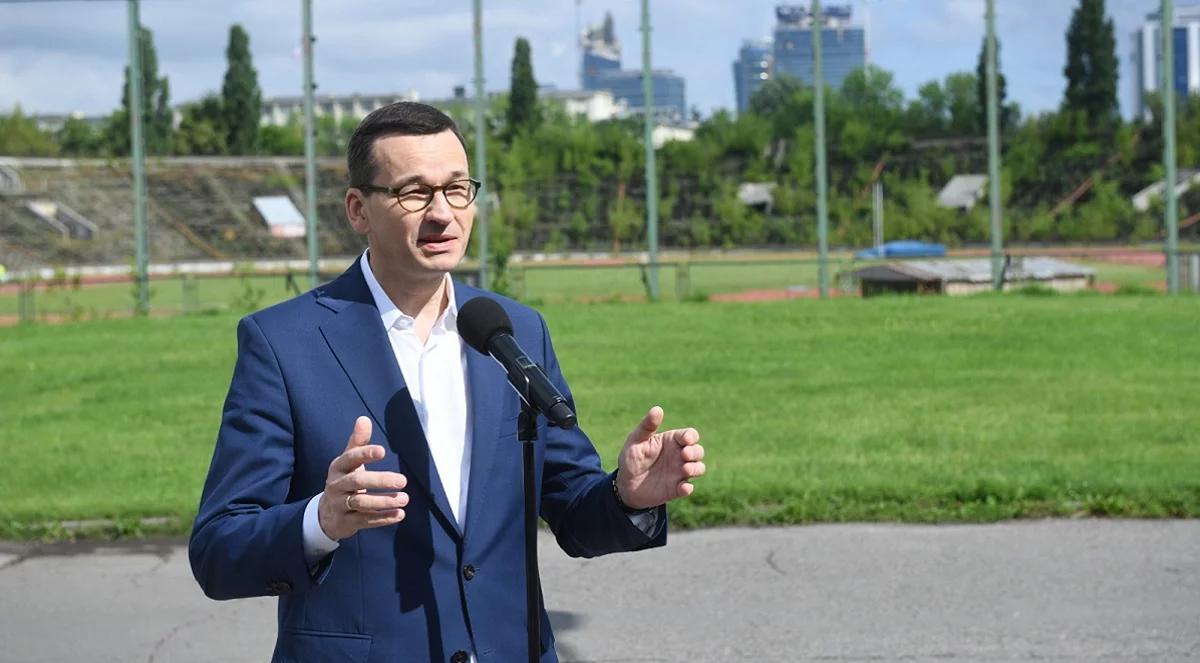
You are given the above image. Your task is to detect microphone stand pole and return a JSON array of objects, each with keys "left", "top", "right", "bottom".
[{"left": 518, "top": 403, "right": 540, "bottom": 663}]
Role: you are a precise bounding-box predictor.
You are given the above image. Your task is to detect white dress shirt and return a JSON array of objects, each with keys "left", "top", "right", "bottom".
[
  {"left": 303, "top": 253, "right": 471, "bottom": 564},
  {"left": 302, "top": 253, "right": 658, "bottom": 569}
]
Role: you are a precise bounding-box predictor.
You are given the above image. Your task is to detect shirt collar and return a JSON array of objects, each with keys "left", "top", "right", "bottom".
[{"left": 359, "top": 251, "right": 458, "bottom": 332}]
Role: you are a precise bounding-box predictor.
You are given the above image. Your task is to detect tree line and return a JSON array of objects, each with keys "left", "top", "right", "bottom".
[{"left": 1, "top": 0, "right": 1193, "bottom": 255}]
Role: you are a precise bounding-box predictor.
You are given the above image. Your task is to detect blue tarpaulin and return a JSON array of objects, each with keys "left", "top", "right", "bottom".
[{"left": 855, "top": 240, "right": 947, "bottom": 260}]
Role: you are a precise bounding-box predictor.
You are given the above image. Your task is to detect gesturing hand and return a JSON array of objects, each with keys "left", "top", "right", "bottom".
[
  {"left": 317, "top": 416, "right": 408, "bottom": 541},
  {"left": 615, "top": 406, "right": 705, "bottom": 511}
]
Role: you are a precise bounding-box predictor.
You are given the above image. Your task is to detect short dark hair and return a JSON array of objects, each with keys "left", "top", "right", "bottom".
[{"left": 346, "top": 102, "right": 468, "bottom": 187}]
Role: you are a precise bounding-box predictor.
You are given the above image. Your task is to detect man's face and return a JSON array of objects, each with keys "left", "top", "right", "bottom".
[{"left": 346, "top": 130, "right": 474, "bottom": 284}]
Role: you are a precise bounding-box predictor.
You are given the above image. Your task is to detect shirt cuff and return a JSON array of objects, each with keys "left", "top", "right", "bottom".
[{"left": 302, "top": 492, "right": 340, "bottom": 568}]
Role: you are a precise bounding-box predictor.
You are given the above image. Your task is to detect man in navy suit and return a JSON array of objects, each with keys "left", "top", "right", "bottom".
[{"left": 189, "top": 102, "right": 706, "bottom": 662}]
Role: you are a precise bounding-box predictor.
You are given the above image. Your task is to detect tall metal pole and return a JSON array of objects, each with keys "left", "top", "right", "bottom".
[
  {"left": 127, "top": 0, "right": 149, "bottom": 315},
  {"left": 641, "top": 0, "right": 660, "bottom": 300},
  {"left": 472, "top": 0, "right": 490, "bottom": 291},
  {"left": 1163, "top": 0, "right": 1180, "bottom": 294},
  {"left": 812, "top": 0, "right": 829, "bottom": 298},
  {"left": 985, "top": 0, "right": 1004, "bottom": 291},
  {"left": 302, "top": 0, "right": 319, "bottom": 288}
]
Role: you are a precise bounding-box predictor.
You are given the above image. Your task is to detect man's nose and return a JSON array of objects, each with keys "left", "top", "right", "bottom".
[{"left": 423, "top": 191, "right": 455, "bottom": 224}]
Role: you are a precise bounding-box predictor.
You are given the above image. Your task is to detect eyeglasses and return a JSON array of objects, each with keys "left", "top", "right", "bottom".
[{"left": 354, "top": 178, "right": 481, "bottom": 213}]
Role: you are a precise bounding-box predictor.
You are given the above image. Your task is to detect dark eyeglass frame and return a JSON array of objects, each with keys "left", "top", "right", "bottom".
[{"left": 353, "top": 178, "right": 481, "bottom": 212}]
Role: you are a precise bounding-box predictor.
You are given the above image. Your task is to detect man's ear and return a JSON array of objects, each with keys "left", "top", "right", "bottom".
[{"left": 345, "top": 189, "right": 369, "bottom": 235}]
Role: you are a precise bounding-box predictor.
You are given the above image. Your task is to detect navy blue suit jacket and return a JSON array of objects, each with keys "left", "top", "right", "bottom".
[{"left": 189, "top": 260, "right": 667, "bottom": 662}]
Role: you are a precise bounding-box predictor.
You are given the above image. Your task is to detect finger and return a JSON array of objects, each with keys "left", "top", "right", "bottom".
[
  {"left": 344, "top": 416, "right": 373, "bottom": 451},
  {"left": 332, "top": 470, "right": 407, "bottom": 493},
  {"left": 630, "top": 405, "right": 664, "bottom": 441},
  {"left": 667, "top": 428, "right": 700, "bottom": 447},
  {"left": 356, "top": 509, "right": 406, "bottom": 528},
  {"left": 681, "top": 444, "right": 705, "bottom": 462},
  {"left": 682, "top": 461, "right": 706, "bottom": 479},
  {"left": 676, "top": 481, "right": 695, "bottom": 498},
  {"left": 330, "top": 444, "right": 386, "bottom": 474},
  {"left": 348, "top": 492, "right": 409, "bottom": 512}
]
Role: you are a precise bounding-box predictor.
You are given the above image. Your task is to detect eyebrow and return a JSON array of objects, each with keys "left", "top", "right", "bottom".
[{"left": 389, "top": 170, "right": 469, "bottom": 187}]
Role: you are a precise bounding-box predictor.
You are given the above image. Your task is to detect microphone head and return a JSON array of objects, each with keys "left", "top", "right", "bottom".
[{"left": 458, "top": 297, "right": 514, "bottom": 355}]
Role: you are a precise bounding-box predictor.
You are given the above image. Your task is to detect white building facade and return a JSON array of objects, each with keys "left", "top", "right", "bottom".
[{"left": 1133, "top": 5, "right": 1200, "bottom": 120}]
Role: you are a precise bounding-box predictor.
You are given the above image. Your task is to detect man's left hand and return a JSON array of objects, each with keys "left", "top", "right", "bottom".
[{"left": 615, "top": 406, "right": 705, "bottom": 510}]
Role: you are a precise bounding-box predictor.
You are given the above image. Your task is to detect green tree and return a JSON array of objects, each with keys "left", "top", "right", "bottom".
[
  {"left": 748, "top": 74, "right": 809, "bottom": 142},
  {"left": 975, "top": 34, "right": 1017, "bottom": 134},
  {"left": 175, "top": 94, "right": 227, "bottom": 155},
  {"left": 1063, "top": 0, "right": 1119, "bottom": 128},
  {"left": 944, "top": 72, "right": 980, "bottom": 135},
  {"left": 0, "top": 106, "right": 58, "bottom": 156},
  {"left": 258, "top": 116, "right": 304, "bottom": 155},
  {"left": 107, "top": 26, "right": 173, "bottom": 155},
  {"left": 57, "top": 116, "right": 101, "bottom": 156},
  {"left": 315, "top": 115, "right": 359, "bottom": 156},
  {"left": 904, "top": 80, "right": 949, "bottom": 137},
  {"left": 506, "top": 37, "right": 538, "bottom": 137},
  {"left": 221, "top": 24, "right": 262, "bottom": 154}
]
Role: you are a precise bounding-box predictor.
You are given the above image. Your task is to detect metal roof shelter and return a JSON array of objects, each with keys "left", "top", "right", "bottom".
[
  {"left": 937, "top": 174, "right": 988, "bottom": 211},
  {"left": 737, "top": 182, "right": 777, "bottom": 210},
  {"left": 1132, "top": 169, "right": 1200, "bottom": 211},
  {"left": 252, "top": 196, "right": 306, "bottom": 239},
  {"left": 849, "top": 257, "right": 1095, "bottom": 297}
]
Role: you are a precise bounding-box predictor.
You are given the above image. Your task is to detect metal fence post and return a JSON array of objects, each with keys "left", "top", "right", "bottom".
[
  {"left": 675, "top": 262, "right": 690, "bottom": 300},
  {"left": 181, "top": 273, "right": 198, "bottom": 314},
  {"left": 18, "top": 277, "right": 34, "bottom": 324}
]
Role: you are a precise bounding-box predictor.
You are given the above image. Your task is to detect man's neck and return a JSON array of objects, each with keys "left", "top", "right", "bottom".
[{"left": 368, "top": 253, "right": 449, "bottom": 334}]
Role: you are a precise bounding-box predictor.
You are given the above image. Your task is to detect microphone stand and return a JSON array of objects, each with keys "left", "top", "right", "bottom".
[
  {"left": 517, "top": 402, "right": 540, "bottom": 663},
  {"left": 502, "top": 356, "right": 573, "bottom": 663}
]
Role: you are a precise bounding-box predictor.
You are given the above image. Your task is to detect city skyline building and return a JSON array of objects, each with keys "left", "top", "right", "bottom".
[
  {"left": 732, "top": 38, "right": 773, "bottom": 114},
  {"left": 580, "top": 11, "right": 687, "bottom": 121},
  {"left": 730, "top": 5, "right": 866, "bottom": 116},
  {"left": 1132, "top": 3, "right": 1200, "bottom": 120},
  {"left": 772, "top": 4, "right": 865, "bottom": 90},
  {"left": 580, "top": 13, "right": 622, "bottom": 92}
]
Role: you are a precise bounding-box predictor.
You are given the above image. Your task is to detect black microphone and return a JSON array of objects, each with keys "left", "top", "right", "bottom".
[{"left": 458, "top": 297, "right": 577, "bottom": 429}]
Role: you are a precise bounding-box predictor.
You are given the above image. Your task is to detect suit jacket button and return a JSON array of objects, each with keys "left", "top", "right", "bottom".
[
  {"left": 462, "top": 565, "right": 476, "bottom": 581},
  {"left": 450, "top": 650, "right": 469, "bottom": 663}
]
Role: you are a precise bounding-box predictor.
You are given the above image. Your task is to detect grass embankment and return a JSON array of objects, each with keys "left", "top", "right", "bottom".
[{"left": 1, "top": 293, "right": 1196, "bottom": 538}]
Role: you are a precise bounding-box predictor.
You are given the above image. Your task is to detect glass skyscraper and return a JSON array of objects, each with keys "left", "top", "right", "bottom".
[
  {"left": 772, "top": 4, "right": 865, "bottom": 90},
  {"left": 581, "top": 13, "right": 621, "bottom": 92},
  {"left": 1133, "top": 5, "right": 1200, "bottom": 120},
  {"left": 733, "top": 39, "right": 773, "bottom": 114},
  {"left": 597, "top": 70, "right": 687, "bottom": 120},
  {"left": 580, "top": 12, "right": 687, "bottom": 121}
]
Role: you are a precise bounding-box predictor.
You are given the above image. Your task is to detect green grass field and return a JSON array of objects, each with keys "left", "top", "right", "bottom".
[
  {"left": 1, "top": 292, "right": 1196, "bottom": 539},
  {"left": 0, "top": 255, "right": 1168, "bottom": 317}
]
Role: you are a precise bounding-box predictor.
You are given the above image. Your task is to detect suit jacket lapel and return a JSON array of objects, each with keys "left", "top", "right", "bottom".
[
  {"left": 317, "top": 262, "right": 459, "bottom": 535},
  {"left": 457, "top": 285, "right": 513, "bottom": 540}
]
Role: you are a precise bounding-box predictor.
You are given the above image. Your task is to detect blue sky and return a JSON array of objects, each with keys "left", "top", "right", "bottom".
[{"left": 0, "top": 1, "right": 1166, "bottom": 120}]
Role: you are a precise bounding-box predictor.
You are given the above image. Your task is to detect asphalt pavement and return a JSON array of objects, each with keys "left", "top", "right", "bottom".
[{"left": 1, "top": 520, "right": 1197, "bottom": 662}]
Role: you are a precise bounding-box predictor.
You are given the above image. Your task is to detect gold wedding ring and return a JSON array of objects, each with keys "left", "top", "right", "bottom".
[{"left": 345, "top": 493, "right": 356, "bottom": 512}]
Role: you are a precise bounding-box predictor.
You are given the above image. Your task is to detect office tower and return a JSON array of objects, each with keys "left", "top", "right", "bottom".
[
  {"left": 772, "top": 4, "right": 865, "bottom": 89},
  {"left": 580, "top": 12, "right": 688, "bottom": 121},
  {"left": 596, "top": 69, "right": 687, "bottom": 120},
  {"left": 733, "top": 38, "right": 773, "bottom": 114},
  {"left": 581, "top": 12, "right": 622, "bottom": 92},
  {"left": 1133, "top": 4, "right": 1200, "bottom": 120}
]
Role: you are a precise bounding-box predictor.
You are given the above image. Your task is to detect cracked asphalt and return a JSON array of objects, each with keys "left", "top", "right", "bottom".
[{"left": 1, "top": 520, "right": 1197, "bottom": 662}]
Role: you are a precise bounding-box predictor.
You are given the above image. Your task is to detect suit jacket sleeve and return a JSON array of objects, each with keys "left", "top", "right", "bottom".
[
  {"left": 189, "top": 315, "right": 322, "bottom": 600},
  {"left": 533, "top": 312, "right": 668, "bottom": 558}
]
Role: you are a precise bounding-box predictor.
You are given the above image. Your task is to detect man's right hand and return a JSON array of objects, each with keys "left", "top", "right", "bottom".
[{"left": 317, "top": 416, "right": 408, "bottom": 541}]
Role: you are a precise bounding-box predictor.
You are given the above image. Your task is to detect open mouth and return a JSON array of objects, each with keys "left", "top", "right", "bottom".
[{"left": 417, "top": 235, "right": 457, "bottom": 252}]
